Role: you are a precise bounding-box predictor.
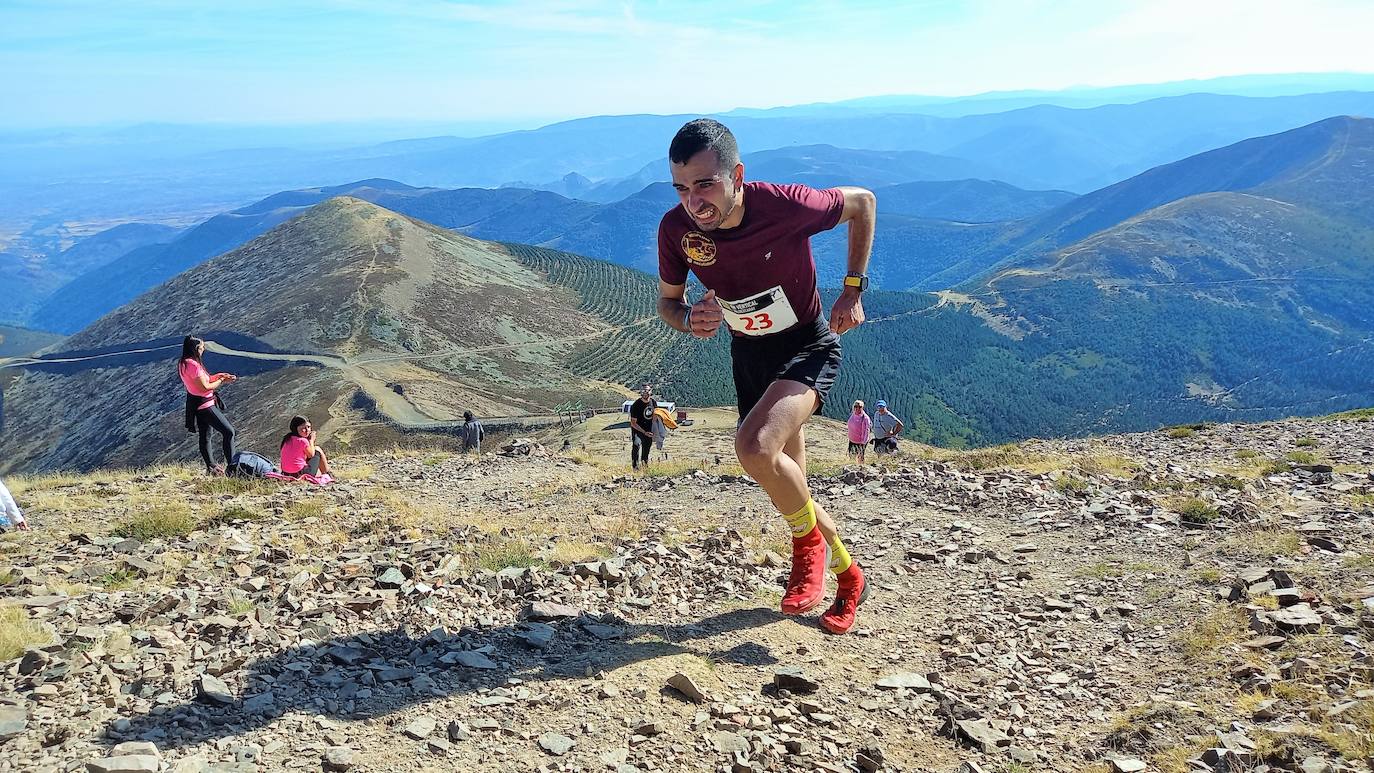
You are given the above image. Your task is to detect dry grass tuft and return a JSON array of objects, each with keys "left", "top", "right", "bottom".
[
  {"left": 113, "top": 504, "right": 197, "bottom": 540},
  {"left": 284, "top": 500, "right": 328, "bottom": 522},
  {"left": 543, "top": 540, "right": 612, "bottom": 565},
  {"left": 1177, "top": 606, "right": 1250, "bottom": 663},
  {"left": 1219, "top": 527, "right": 1302, "bottom": 560},
  {"left": 1285, "top": 450, "right": 1321, "bottom": 465},
  {"left": 474, "top": 540, "right": 544, "bottom": 572},
  {"left": 1166, "top": 496, "right": 1219, "bottom": 525},
  {"left": 1076, "top": 453, "right": 1141, "bottom": 478},
  {"left": 0, "top": 604, "right": 52, "bottom": 661}
]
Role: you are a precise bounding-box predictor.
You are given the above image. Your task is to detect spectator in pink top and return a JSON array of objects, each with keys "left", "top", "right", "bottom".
[
  {"left": 846, "top": 400, "right": 872, "bottom": 464},
  {"left": 280, "top": 416, "right": 332, "bottom": 478},
  {"left": 178, "top": 336, "right": 237, "bottom": 475}
]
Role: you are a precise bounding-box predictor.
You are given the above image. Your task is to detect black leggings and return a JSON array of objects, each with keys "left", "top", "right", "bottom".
[{"left": 195, "top": 405, "right": 236, "bottom": 471}]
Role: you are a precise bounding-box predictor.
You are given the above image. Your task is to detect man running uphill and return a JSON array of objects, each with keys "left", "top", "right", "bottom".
[{"left": 656, "top": 119, "right": 876, "bottom": 634}]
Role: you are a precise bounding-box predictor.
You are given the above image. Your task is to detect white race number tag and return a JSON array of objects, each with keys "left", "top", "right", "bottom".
[{"left": 718, "top": 286, "right": 798, "bottom": 336}]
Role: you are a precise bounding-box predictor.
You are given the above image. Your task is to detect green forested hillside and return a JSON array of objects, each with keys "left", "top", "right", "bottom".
[
  {"left": 505, "top": 231, "right": 1374, "bottom": 449},
  {"left": 503, "top": 242, "right": 733, "bottom": 404}
]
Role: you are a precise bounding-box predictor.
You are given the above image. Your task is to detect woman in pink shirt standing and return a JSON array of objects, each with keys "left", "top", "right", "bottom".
[
  {"left": 847, "top": 400, "right": 872, "bottom": 464},
  {"left": 178, "top": 336, "right": 238, "bottom": 475}
]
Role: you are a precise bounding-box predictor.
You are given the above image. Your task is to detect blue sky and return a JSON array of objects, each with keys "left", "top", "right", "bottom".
[{"left": 5, "top": 0, "right": 1374, "bottom": 127}]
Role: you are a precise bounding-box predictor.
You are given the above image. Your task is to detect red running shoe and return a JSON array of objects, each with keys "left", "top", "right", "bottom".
[
  {"left": 819, "top": 563, "right": 868, "bottom": 634},
  {"left": 780, "top": 528, "right": 828, "bottom": 615}
]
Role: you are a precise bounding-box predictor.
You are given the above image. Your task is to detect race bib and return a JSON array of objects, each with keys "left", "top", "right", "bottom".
[{"left": 718, "top": 286, "right": 798, "bottom": 336}]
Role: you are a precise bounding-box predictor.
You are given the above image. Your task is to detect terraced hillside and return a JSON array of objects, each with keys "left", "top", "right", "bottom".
[{"left": 504, "top": 242, "right": 731, "bottom": 404}]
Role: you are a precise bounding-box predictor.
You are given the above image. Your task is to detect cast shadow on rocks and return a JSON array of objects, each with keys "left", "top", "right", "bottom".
[{"left": 103, "top": 605, "right": 788, "bottom": 750}]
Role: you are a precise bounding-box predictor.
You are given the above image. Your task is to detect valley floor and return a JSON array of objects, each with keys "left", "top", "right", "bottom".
[{"left": 1, "top": 415, "right": 1372, "bottom": 772}]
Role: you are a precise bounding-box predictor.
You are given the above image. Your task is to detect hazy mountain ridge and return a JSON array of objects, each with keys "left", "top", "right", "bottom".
[
  {"left": 6, "top": 84, "right": 1371, "bottom": 245},
  {"left": 1, "top": 198, "right": 736, "bottom": 472},
  {"left": 32, "top": 170, "right": 1071, "bottom": 331},
  {"left": 8, "top": 114, "right": 1374, "bottom": 462}
]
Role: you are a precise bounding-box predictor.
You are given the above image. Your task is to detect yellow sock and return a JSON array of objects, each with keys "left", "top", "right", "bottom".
[
  {"left": 782, "top": 500, "right": 818, "bottom": 538},
  {"left": 827, "top": 535, "right": 852, "bottom": 574}
]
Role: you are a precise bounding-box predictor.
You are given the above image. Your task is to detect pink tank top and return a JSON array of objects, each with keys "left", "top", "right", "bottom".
[{"left": 179, "top": 359, "right": 216, "bottom": 411}]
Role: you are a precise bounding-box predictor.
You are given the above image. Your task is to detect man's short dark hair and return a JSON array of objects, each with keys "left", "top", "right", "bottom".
[{"left": 669, "top": 118, "right": 739, "bottom": 170}]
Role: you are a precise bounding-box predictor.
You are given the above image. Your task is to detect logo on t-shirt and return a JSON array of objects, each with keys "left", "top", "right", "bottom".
[{"left": 681, "top": 232, "right": 717, "bottom": 267}]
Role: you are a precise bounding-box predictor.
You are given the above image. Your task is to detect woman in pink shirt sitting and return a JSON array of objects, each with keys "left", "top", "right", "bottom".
[
  {"left": 178, "top": 336, "right": 237, "bottom": 475},
  {"left": 280, "top": 416, "right": 332, "bottom": 478},
  {"left": 847, "top": 399, "right": 872, "bottom": 464}
]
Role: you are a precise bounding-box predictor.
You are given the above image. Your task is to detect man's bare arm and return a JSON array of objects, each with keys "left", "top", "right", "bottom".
[
  {"left": 657, "top": 281, "right": 691, "bottom": 333},
  {"left": 835, "top": 186, "right": 876, "bottom": 279},
  {"left": 828, "top": 186, "right": 877, "bottom": 334},
  {"left": 659, "top": 280, "right": 723, "bottom": 338}
]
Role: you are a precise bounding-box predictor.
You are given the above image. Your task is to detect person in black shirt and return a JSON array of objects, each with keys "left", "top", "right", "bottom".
[{"left": 629, "top": 384, "right": 656, "bottom": 470}]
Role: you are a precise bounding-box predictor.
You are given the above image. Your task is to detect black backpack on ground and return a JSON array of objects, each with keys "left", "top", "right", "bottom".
[{"left": 227, "top": 450, "right": 277, "bottom": 478}]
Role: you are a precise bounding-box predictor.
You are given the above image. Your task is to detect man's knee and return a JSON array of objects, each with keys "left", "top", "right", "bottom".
[{"left": 734, "top": 431, "right": 777, "bottom": 470}]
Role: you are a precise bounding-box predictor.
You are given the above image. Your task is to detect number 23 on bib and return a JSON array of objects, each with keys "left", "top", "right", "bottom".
[{"left": 718, "top": 286, "right": 799, "bottom": 336}]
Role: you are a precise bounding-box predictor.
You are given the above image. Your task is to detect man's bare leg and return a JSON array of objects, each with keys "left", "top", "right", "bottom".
[
  {"left": 781, "top": 423, "right": 839, "bottom": 544},
  {"left": 735, "top": 380, "right": 819, "bottom": 515},
  {"left": 736, "top": 380, "right": 863, "bottom": 630}
]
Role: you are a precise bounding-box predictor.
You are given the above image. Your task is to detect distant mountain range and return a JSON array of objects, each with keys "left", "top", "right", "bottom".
[
  {"left": 3, "top": 78, "right": 1372, "bottom": 248},
  {"left": 530, "top": 145, "right": 1020, "bottom": 202},
  {"left": 32, "top": 164, "right": 1074, "bottom": 333},
  {"left": 6, "top": 76, "right": 1374, "bottom": 470},
  {"left": 728, "top": 72, "right": 1374, "bottom": 118},
  {"left": 7, "top": 115, "right": 1374, "bottom": 471},
  {"left": 891, "top": 115, "right": 1374, "bottom": 441},
  {"left": 1, "top": 222, "right": 179, "bottom": 324},
  {"left": 281, "top": 91, "right": 1374, "bottom": 194}
]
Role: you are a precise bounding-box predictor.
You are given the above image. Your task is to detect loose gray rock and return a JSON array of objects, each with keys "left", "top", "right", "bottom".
[
  {"left": 443, "top": 650, "right": 499, "bottom": 670},
  {"left": 667, "top": 672, "right": 708, "bottom": 703},
  {"left": 516, "top": 622, "right": 555, "bottom": 649},
  {"left": 0, "top": 703, "right": 27, "bottom": 741},
  {"left": 1269, "top": 604, "right": 1322, "bottom": 633},
  {"left": 634, "top": 720, "right": 665, "bottom": 737},
  {"left": 404, "top": 716, "right": 436, "bottom": 740},
  {"left": 376, "top": 567, "right": 406, "bottom": 587},
  {"left": 196, "top": 674, "right": 234, "bottom": 705},
  {"left": 875, "top": 672, "right": 931, "bottom": 691},
  {"left": 538, "top": 732, "right": 576, "bottom": 756},
  {"left": 773, "top": 666, "right": 820, "bottom": 694},
  {"left": 87, "top": 756, "right": 160, "bottom": 773},
  {"left": 523, "top": 601, "right": 581, "bottom": 621},
  {"left": 711, "top": 730, "right": 749, "bottom": 754},
  {"left": 322, "top": 747, "right": 356, "bottom": 772},
  {"left": 954, "top": 719, "right": 1012, "bottom": 753},
  {"left": 111, "top": 742, "right": 160, "bottom": 758}
]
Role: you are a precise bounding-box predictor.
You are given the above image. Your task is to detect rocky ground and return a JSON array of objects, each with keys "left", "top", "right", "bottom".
[{"left": 2, "top": 415, "right": 1373, "bottom": 773}]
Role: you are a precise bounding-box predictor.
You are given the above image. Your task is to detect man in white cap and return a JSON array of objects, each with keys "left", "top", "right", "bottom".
[{"left": 873, "top": 401, "right": 904, "bottom": 455}]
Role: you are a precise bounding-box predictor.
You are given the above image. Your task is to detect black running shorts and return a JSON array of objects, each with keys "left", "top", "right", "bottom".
[{"left": 730, "top": 317, "right": 842, "bottom": 421}]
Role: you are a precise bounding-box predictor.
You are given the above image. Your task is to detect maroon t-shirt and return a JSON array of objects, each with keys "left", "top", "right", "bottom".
[{"left": 658, "top": 181, "right": 844, "bottom": 337}]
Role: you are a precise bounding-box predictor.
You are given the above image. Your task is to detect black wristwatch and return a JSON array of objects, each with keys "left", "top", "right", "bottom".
[{"left": 843, "top": 274, "right": 869, "bottom": 292}]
